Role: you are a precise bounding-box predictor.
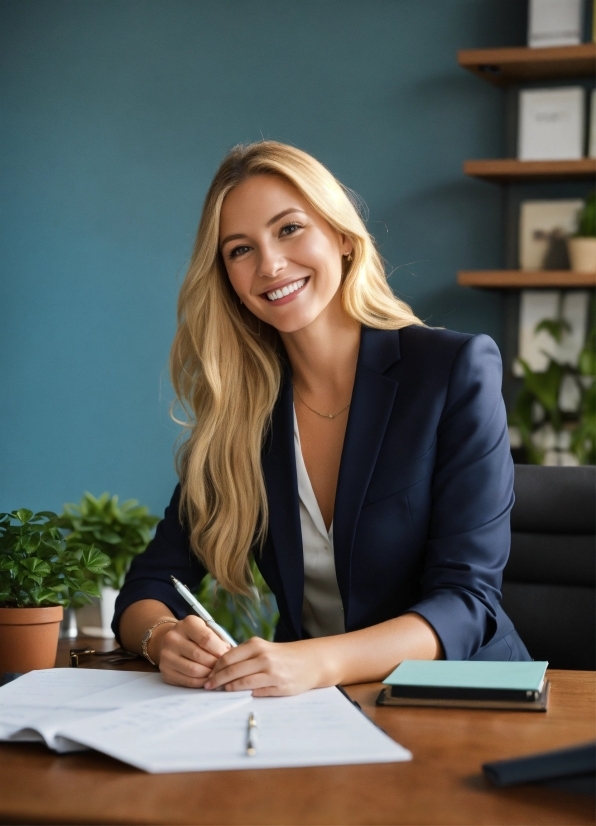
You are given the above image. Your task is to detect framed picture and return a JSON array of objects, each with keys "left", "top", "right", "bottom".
[{"left": 519, "top": 200, "right": 583, "bottom": 270}]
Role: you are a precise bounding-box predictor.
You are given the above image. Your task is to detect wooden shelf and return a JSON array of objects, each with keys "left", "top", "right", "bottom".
[
  {"left": 458, "top": 270, "right": 596, "bottom": 288},
  {"left": 464, "top": 158, "right": 596, "bottom": 182},
  {"left": 458, "top": 43, "right": 596, "bottom": 85}
]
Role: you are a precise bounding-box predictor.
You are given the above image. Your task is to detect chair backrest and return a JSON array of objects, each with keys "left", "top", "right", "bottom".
[{"left": 502, "top": 465, "right": 596, "bottom": 670}]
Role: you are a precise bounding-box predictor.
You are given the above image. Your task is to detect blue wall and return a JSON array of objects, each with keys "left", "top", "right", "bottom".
[{"left": 0, "top": 0, "right": 525, "bottom": 515}]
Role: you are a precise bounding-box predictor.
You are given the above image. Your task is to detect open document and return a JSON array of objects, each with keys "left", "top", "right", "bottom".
[{"left": 0, "top": 670, "right": 411, "bottom": 772}]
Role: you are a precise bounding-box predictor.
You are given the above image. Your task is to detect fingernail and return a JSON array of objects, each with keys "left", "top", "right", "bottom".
[{"left": 204, "top": 681, "right": 212, "bottom": 689}]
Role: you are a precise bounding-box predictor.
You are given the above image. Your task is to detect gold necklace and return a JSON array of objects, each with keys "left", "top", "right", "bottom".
[{"left": 292, "top": 383, "right": 350, "bottom": 419}]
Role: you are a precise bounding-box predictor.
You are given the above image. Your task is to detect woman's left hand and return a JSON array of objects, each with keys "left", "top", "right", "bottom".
[{"left": 203, "top": 637, "right": 327, "bottom": 696}]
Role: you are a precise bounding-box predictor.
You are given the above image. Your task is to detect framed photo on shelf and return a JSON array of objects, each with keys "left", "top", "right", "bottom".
[{"left": 519, "top": 199, "right": 583, "bottom": 270}]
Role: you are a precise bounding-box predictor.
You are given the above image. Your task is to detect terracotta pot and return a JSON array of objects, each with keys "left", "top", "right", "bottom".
[
  {"left": 567, "top": 237, "right": 596, "bottom": 273},
  {"left": 0, "top": 605, "right": 63, "bottom": 674}
]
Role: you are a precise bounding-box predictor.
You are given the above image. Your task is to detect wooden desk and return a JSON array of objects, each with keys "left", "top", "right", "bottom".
[{"left": 0, "top": 637, "right": 593, "bottom": 825}]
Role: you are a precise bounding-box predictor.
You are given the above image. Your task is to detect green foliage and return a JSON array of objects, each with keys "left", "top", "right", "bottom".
[
  {"left": 0, "top": 510, "right": 109, "bottom": 608},
  {"left": 509, "top": 315, "right": 596, "bottom": 465},
  {"left": 194, "top": 557, "right": 279, "bottom": 642},
  {"left": 58, "top": 492, "right": 159, "bottom": 590},
  {"left": 575, "top": 191, "right": 596, "bottom": 238}
]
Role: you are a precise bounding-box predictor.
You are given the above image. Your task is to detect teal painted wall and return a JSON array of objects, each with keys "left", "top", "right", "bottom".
[{"left": 0, "top": 0, "right": 526, "bottom": 515}]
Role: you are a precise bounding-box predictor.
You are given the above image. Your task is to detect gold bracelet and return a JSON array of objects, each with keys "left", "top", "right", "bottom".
[{"left": 141, "top": 618, "right": 178, "bottom": 666}]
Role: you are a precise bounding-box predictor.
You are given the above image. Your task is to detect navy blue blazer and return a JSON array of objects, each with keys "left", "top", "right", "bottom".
[{"left": 114, "top": 325, "right": 530, "bottom": 662}]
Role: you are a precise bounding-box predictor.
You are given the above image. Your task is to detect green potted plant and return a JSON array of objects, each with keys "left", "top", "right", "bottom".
[
  {"left": 58, "top": 493, "right": 159, "bottom": 636},
  {"left": 509, "top": 317, "right": 595, "bottom": 465},
  {"left": 0, "top": 509, "right": 109, "bottom": 673},
  {"left": 195, "top": 557, "right": 279, "bottom": 643},
  {"left": 568, "top": 191, "right": 596, "bottom": 273}
]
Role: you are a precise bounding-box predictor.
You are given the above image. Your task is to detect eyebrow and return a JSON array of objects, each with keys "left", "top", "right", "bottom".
[{"left": 220, "top": 208, "right": 306, "bottom": 249}]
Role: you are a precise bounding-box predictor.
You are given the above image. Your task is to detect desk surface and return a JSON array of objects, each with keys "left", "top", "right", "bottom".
[{"left": 0, "top": 637, "right": 593, "bottom": 825}]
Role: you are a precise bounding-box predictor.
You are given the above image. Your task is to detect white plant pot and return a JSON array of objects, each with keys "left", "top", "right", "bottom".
[
  {"left": 567, "top": 237, "right": 596, "bottom": 273},
  {"left": 99, "top": 586, "right": 119, "bottom": 638}
]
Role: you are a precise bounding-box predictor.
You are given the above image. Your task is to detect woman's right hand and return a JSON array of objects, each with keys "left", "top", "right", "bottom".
[{"left": 154, "top": 615, "right": 231, "bottom": 688}]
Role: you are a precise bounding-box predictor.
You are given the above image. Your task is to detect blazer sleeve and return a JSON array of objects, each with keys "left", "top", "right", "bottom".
[
  {"left": 408, "top": 334, "right": 514, "bottom": 660},
  {"left": 111, "top": 484, "right": 208, "bottom": 644}
]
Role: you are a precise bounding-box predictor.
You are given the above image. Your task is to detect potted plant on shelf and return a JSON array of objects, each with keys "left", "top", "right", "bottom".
[
  {"left": 568, "top": 191, "right": 596, "bottom": 273},
  {"left": 0, "top": 509, "right": 109, "bottom": 673},
  {"left": 58, "top": 493, "right": 159, "bottom": 637}
]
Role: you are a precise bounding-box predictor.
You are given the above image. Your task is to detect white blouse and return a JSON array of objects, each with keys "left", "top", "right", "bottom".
[{"left": 293, "top": 407, "right": 345, "bottom": 638}]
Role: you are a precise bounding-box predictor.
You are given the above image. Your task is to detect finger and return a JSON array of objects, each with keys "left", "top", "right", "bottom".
[
  {"left": 160, "top": 648, "right": 213, "bottom": 681},
  {"left": 180, "top": 616, "right": 230, "bottom": 657},
  {"left": 205, "top": 653, "right": 267, "bottom": 690},
  {"left": 161, "top": 665, "right": 211, "bottom": 689},
  {"left": 168, "top": 636, "right": 218, "bottom": 669},
  {"left": 209, "top": 638, "right": 266, "bottom": 675}
]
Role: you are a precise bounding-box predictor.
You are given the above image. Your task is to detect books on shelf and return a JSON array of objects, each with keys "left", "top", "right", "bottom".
[
  {"left": 519, "top": 200, "right": 583, "bottom": 270},
  {"left": 528, "top": 0, "right": 584, "bottom": 47},
  {"left": 518, "top": 87, "right": 585, "bottom": 160},
  {"left": 377, "top": 661, "right": 550, "bottom": 711}
]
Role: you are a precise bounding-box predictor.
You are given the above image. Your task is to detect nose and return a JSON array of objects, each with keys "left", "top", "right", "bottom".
[{"left": 257, "top": 242, "right": 286, "bottom": 279}]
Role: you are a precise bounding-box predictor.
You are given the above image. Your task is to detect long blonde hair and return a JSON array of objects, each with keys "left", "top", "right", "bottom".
[{"left": 170, "top": 141, "right": 422, "bottom": 594}]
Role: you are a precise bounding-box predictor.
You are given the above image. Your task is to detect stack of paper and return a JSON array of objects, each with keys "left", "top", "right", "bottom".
[{"left": 0, "top": 670, "right": 411, "bottom": 773}]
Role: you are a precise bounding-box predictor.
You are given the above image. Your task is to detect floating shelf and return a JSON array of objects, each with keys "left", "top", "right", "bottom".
[
  {"left": 458, "top": 43, "right": 596, "bottom": 85},
  {"left": 463, "top": 158, "right": 596, "bottom": 182},
  {"left": 458, "top": 270, "right": 596, "bottom": 288}
]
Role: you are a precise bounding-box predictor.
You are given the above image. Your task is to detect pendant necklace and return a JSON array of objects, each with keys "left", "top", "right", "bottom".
[{"left": 292, "top": 383, "right": 350, "bottom": 420}]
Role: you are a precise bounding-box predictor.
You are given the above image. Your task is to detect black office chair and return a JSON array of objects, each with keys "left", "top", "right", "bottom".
[{"left": 501, "top": 464, "right": 596, "bottom": 670}]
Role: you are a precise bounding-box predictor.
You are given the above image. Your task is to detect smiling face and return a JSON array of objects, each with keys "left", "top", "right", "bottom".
[{"left": 219, "top": 175, "right": 352, "bottom": 334}]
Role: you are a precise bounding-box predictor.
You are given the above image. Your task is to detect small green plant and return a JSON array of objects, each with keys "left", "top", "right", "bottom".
[
  {"left": 195, "top": 557, "right": 279, "bottom": 642},
  {"left": 0, "top": 510, "right": 109, "bottom": 608},
  {"left": 58, "top": 493, "right": 159, "bottom": 590},
  {"left": 510, "top": 316, "right": 595, "bottom": 465},
  {"left": 574, "top": 191, "right": 596, "bottom": 237}
]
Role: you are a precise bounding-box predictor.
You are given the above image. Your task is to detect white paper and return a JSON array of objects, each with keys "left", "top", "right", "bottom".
[
  {"left": 0, "top": 670, "right": 246, "bottom": 752},
  {"left": 528, "top": 0, "right": 583, "bottom": 47},
  {"left": 58, "top": 687, "right": 412, "bottom": 773},
  {"left": 0, "top": 668, "right": 146, "bottom": 707},
  {"left": 518, "top": 87, "right": 584, "bottom": 161}
]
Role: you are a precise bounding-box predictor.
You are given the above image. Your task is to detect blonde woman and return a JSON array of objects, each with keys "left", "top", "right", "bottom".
[{"left": 115, "top": 141, "right": 530, "bottom": 696}]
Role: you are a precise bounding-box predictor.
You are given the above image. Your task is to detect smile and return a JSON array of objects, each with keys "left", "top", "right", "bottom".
[{"left": 264, "top": 277, "right": 308, "bottom": 302}]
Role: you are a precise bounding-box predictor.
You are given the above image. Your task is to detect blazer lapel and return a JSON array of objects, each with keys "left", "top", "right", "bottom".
[
  {"left": 261, "top": 367, "right": 304, "bottom": 639},
  {"left": 333, "top": 327, "right": 401, "bottom": 625}
]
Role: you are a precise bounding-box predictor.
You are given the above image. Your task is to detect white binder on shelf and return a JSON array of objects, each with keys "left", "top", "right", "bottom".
[
  {"left": 518, "top": 87, "right": 585, "bottom": 161},
  {"left": 528, "top": 0, "right": 584, "bottom": 47}
]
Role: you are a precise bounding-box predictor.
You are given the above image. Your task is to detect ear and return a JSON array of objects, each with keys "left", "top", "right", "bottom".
[{"left": 339, "top": 233, "right": 353, "bottom": 257}]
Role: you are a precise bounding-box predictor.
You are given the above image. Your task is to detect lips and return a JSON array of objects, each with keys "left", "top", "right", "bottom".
[{"left": 263, "top": 277, "right": 308, "bottom": 302}]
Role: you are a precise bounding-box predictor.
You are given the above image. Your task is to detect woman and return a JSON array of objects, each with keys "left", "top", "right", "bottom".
[{"left": 115, "top": 141, "right": 530, "bottom": 696}]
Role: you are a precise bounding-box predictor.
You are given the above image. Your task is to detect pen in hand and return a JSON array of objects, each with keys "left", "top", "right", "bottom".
[
  {"left": 170, "top": 576, "right": 238, "bottom": 648},
  {"left": 246, "top": 712, "right": 258, "bottom": 756}
]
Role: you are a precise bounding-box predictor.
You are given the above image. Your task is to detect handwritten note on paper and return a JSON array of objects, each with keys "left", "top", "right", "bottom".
[{"left": 58, "top": 687, "right": 412, "bottom": 773}]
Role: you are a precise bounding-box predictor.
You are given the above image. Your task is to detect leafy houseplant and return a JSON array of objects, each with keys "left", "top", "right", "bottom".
[
  {"left": 0, "top": 509, "right": 109, "bottom": 672},
  {"left": 568, "top": 191, "right": 596, "bottom": 273},
  {"left": 509, "top": 317, "right": 596, "bottom": 466},
  {"left": 195, "top": 557, "right": 279, "bottom": 643},
  {"left": 58, "top": 493, "right": 159, "bottom": 591}
]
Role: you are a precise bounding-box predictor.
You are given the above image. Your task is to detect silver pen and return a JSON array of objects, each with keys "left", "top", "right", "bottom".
[
  {"left": 246, "top": 712, "right": 258, "bottom": 756},
  {"left": 170, "top": 576, "right": 238, "bottom": 648}
]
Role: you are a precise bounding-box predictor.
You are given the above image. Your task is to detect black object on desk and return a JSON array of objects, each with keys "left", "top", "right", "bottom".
[{"left": 483, "top": 741, "right": 596, "bottom": 796}]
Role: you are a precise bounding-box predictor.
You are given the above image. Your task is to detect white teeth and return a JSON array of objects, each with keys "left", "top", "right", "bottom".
[{"left": 266, "top": 278, "right": 306, "bottom": 302}]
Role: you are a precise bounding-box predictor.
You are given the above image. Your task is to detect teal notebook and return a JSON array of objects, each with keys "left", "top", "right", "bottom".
[{"left": 383, "top": 660, "right": 548, "bottom": 692}]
